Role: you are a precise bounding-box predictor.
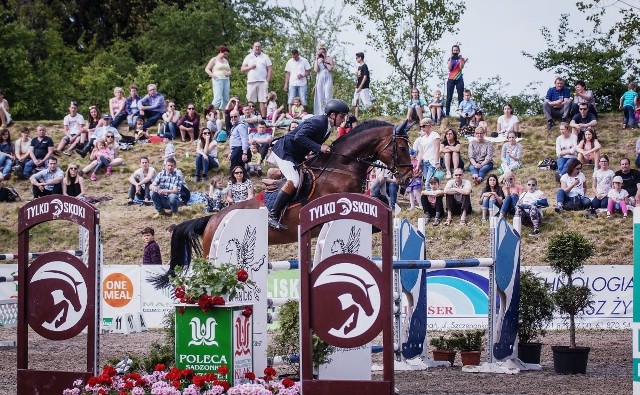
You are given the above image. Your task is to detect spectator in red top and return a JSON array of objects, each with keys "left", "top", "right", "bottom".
[{"left": 178, "top": 103, "right": 201, "bottom": 141}]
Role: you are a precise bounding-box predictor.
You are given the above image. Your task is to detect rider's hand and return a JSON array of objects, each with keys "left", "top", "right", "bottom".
[{"left": 320, "top": 144, "right": 331, "bottom": 153}]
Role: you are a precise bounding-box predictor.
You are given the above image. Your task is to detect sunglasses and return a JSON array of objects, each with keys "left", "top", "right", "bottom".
[
  {"left": 106, "top": 135, "right": 114, "bottom": 138},
  {"left": 599, "top": 160, "right": 608, "bottom": 163},
  {"left": 454, "top": 174, "right": 463, "bottom": 176},
  {"left": 420, "top": 124, "right": 430, "bottom": 128},
  {"left": 527, "top": 183, "right": 536, "bottom": 186},
  {"left": 234, "top": 171, "right": 243, "bottom": 174},
  {"left": 202, "top": 132, "right": 210, "bottom": 135},
  {"left": 188, "top": 107, "right": 195, "bottom": 110},
  {"left": 69, "top": 167, "right": 78, "bottom": 170}
]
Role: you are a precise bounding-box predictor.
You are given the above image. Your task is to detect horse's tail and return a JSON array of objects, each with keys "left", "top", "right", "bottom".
[{"left": 147, "top": 215, "right": 213, "bottom": 289}]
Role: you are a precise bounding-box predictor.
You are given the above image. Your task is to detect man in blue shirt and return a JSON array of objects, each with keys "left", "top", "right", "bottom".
[
  {"left": 150, "top": 157, "right": 183, "bottom": 218},
  {"left": 29, "top": 157, "right": 63, "bottom": 198},
  {"left": 543, "top": 77, "right": 572, "bottom": 130},
  {"left": 139, "top": 84, "right": 167, "bottom": 129}
]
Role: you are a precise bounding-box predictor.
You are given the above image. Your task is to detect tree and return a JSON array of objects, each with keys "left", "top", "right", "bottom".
[
  {"left": 343, "top": 0, "right": 465, "bottom": 89},
  {"left": 468, "top": 76, "right": 542, "bottom": 116}
]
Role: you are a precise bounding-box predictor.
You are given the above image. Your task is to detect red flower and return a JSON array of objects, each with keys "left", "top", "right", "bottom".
[
  {"left": 237, "top": 269, "right": 249, "bottom": 282},
  {"left": 172, "top": 379, "right": 181, "bottom": 389},
  {"left": 219, "top": 380, "right": 230, "bottom": 391},
  {"left": 87, "top": 376, "right": 99, "bottom": 387},
  {"left": 174, "top": 285, "right": 186, "bottom": 299},
  {"left": 204, "top": 373, "right": 217, "bottom": 382},
  {"left": 242, "top": 306, "right": 253, "bottom": 318},
  {"left": 217, "top": 365, "right": 229, "bottom": 375},
  {"left": 264, "top": 375, "right": 273, "bottom": 381},
  {"left": 282, "top": 378, "right": 295, "bottom": 388},
  {"left": 181, "top": 368, "right": 195, "bottom": 379},
  {"left": 166, "top": 367, "right": 182, "bottom": 381},
  {"left": 102, "top": 365, "right": 117, "bottom": 377},
  {"left": 124, "top": 381, "right": 134, "bottom": 390},
  {"left": 154, "top": 363, "right": 166, "bottom": 372},
  {"left": 244, "top": 371, "right": 256, "bottom": 381},
  {"left": 212, "top": 295, "right": 226, "bottom": 306},
  {"left": 177, "top": 307, "right": 185, "bottom": 315},
  {"left": 193, "top": 375, "right": 206, "bottom": 387},
  {"left": 264, "top": 366, "right": 277, "bottom": 377},
  {"left": 119, "top": 391, "right": 128, "bottom": 395},
  {"left": 135, "top": 378, "right": 147, "bottom": 387}
]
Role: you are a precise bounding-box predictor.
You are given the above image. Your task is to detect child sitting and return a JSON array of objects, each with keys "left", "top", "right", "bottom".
[
  {"left": 428, "top": 90, "right": 444, "bottom": 125},
  {"left": 89, "top": 138, "right": 112, "bottom": 181},
  {"left": 246, "top": 143, "right": 262, "bottom": 176},
  {"left": 134, "top": 117, "right": 150, "bottom": 142},
  {"left": 266, "top": 91, "right": 284, "bottom": 127},
  {"left": 420, "top": 177, "right": 444, "bottom": 225},
  {"left": 406, "top": 149, "right": 422, "bottom": 210},
  {"left": 162, "top": 134, "right": 176, "bottom": 162},
  {"left": 286, "top": 97, "right": 307, "bottom": 120},
  {"left": 457, "top": 89, "right": 476, "bottom": 128},
  {"left": 206, "top": 175, "right": 227, "bottom": 213},
  {"left": 607, "top": 176, "right": 629, "bottom": 219}
]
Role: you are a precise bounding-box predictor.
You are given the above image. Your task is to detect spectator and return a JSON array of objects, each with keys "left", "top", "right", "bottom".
[
  {"left": 14, "top": 127, "right": 31, "bottom": 172},
  {"left": 576, "top": 127, "right": 601, "bottom": 167},
  {"left": 313, "top": 42, "right": 334, "bottom": 115},
  {"left": 246, "top": 143, "right": 262, "bottom": 176},
  {"left": 139, "top": 83, "right": 167, "bottom": 129},
  {"left": 62, "top": 163, "right": 85, "bottom": 199},
  {"left": 241, "top": 42, "right": 272, "bottom": 118},
  {"left": 29, "top": 157, "right": 63, "bottom": 198},
  {"left": 223, "top": 96, "right": 242, "bottom": 133},
  {"left": 0, "top": 128, "right": 14, "bottom": 181},
  {"left": 85, "top": 139, "right": 112, "bottom": 181},
  {"left": 227, "top": 165, "right": 254, "bottom": 204},
  {"left": 569, "top": 102, "right": 597, "bottom": 138},
  {"left": 80, "top": 131, "right": 123, "bottom": 177},
  {"left": 195, "top": 128, "right": 219, "bottom": 182},
  {"left": 23, "top": 124, "right": 54, "bottom": 179},
  {"left": 0, "top": 88, "right": 11, "bottom": 127},
  {"left": 615, "top": 158, "right": 640, "bottom": 207},
  {"left": 406, "top": 88, "right": 427, "bottom": 122},
  {"left": 415, "top": 118, "right": 440, "bottom": 189},
  {"left": 75, "top": 114, "right": 121, "bottom": 158},
  {"left": 555, "top": 158, "right": 591, "bottom": 212},
  {"left": 407, "top": 149, "right": 422, "bottom": 210},
  {"left": 207, "top": 175, "right": 227, "bottom": 213},
  {"left": 204, "top": 104, "right": 225, "bottom": 141},
  {"left": 150, "top": 157, "right": 183, "bottom": 218},
  {"left": 555, "top": 122, "right": 577, "bottom": 176},
  {"left": 515, "top": 177, "right": 549, "bottom": 236},
  {"left": 161, "top": 100, "right": 181, "bottom": 141},
  {"left": 369, "top": 162, "right": 390, "bottom": 206},
  {"left": 133, "top": 117, "right": 150, "bottom": 143},
  {"left": 205, "top": 45, "right": 231, "bottom": 113},
  {"left": 619, "top": 81, "right": 638, "bottom": 129},
  {"left": 109, "top": 87, "right": 126, "bottom": 127},
  {"left": 352, "top": 52, "right": 372, "bottom": 118},
  {"left": 285, "top": 97, "right": 307, "bottom": 121},
  {"left": 445, "top": 45, "right": 466, "bottom": 117},
  {"left": 468, "top": 126, "right": 494, "bottom": 184},
  {"left": 428, "top": 90, "right": 443, "bottom": 125},
  {"left": 457, "top": 89, "right": 476, "bottom": 128},
  {"left": 162, "top": 134, "right": 176, "bottom": 162},
  {"left": 127, "top": 157, "right": 156, "bottom": 205},
  {"left": 496, "top": 103, "right": 520, "bottom": 136},
  {"left": 421, "top": 177, "right": 444, "bottom": 225},
  {"left": 440, "top": 128, "right": 463, "bottom": 179},
  {"left": 572, "top": 80, "right": 597, "bottom": 117},
  {"left": 265, "top": 91, "right": 284, "bottom": 127},
  {"left": 499, "top": 131, "right": 523, "bottom": 174},
  {"left": 480, "top": 174, "right": 504, "bottom": 222},
  {"left": 85, "top": 105, "right": 101, "bottom": 143},
  {"left": 443, "top": 168, "right": 472, "bottom": 226},
  {"left": 284, "top": 49, "right": 311, "bottom": 113},
  {"left": 543, "top": 77, "right": 572, "bottom": 130},
  {"left": 241, "top": 102, "right": 262, "bottom": 131},
  {"left": 468, "top": 110, "right": 484, "bottom": 130},
  {"left": 499, "top": 172, "right": 523, "bottom": 218},
  {"left": 141, "top": 227, "right": 162, "bottom": 265},
  {"left": 249, "top": 121, "right": 274, "bottom": 161},
  {"left": 589, "top": 155, "right": 614, "bottom": 217},
  {"left": 125, "top": 84, "right": 141, "bottom": 129},
  {"left": 178, "top": 103, "right": 200, "bottom": 142},
  {"left": 228, "top": 110, "right": 250, "bottom": 172},
  {"left": 607, "top": 176, "right": 629, "bottom": 219},
  {"left": 56, "top": 101, "right": 85, "bottom": 155}
]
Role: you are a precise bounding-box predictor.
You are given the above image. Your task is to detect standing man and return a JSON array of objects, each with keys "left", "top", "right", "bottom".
[
  {"left": 228, "top": 110, "right": 251, "bottom": 172},
  {"left": 352, "top": 52, "right": 372, "bottom": 118},
  {"left": 268, "top": 99, "right": 350, "bottom": 229},
  {"left": 138, "top": 84, "right": 167, "bottom": 129},
  {"left": 150, "top": 157, "right": 183, "bottom": 218},
  {"left": 23, "top": 124, "right": 54, "bottom": 179},
  {"left": 284, "top": 49, "right": 311, "bottom": 113},
  {"left": 241, "top": 42, "right": 272, "bottom": 118},
  {"left": 29, "top": 157, "right": 64, "bottom": 198},
  {"left": 543, "top": 77, "right": 572, "bottom": 130}
]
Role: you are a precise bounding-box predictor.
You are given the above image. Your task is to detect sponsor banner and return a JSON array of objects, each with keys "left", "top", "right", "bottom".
[
  {"left": 101, "top": 265, "right": 140, "bottom": 330},
  {"left": 140, "top": 266, "right": 176, "bottom": 328},
  {"left": 0, "top": 264, "right": 18, "bottom": 299}
]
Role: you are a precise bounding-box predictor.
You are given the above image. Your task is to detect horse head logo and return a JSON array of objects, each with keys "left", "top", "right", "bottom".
[
  {"left": 51, "top": 198, "right": 63, "bottom": 218},
  {"left": 337, "top": 198, "right": 352, "bottom": 216}
]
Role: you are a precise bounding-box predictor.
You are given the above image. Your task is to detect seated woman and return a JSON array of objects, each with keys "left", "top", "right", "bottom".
[
  {"left": 467, "top": 126, "right": 494, "bottom": 184},
  {"left": 515, "top": 177, "right": 549, "bottom": 236},
  {"left": 479, "top": 174, "right": 504, "bottom": 222},
  {"left": 195, "top": 128, "right": 219, "bottom": 182},
  {"left": 83, "top": 106, "right": 100, "bottom": 149},
  {"left": 496, "top": 103, "right": 520, "bottom": 137},
  {"left": 161, "top": 100, "right": 181, "bottom": 140},
  {"left": 62, "top": 163, "right": 85, "bottom": 199},
  {"left": 406, "top": 88, "right": 427, "bottom": 122},
  {"left": 421, "top": 177, "right": 444, "bottom": 225},
  {"left": 109, "top": 87, "right": 127, "bottom": 128},
  {"left": 499, "top": 131, "right": 523, "bottom": 174},
  {"left": 555, "top": 122, "right": 577, "bottom": 176},
  {"left": 80, "top": 131, "right": 124, "bottom": 178},
  {"left": 440, "top": 128, "right": 464, "bottom": 179},
  {"left": 0, "top": 128, "right": 14, "bottom": 181},
  {"left": 204, "top": 104, "right": 225, "bottom": 142},
  {"left": 500, "top": 172, "right": 523, "bottom": 217},
  {"left": 226, "top": 165, "right": 254, "bottom": 204},
  {"left": 576, "top": 127, "right": 601, "bottom": 166},
  {"left": 589, "top": 154, "right": 614, "bottom": 217},
  {"left": 555, "top": 158, "right": 591, "bottom": 212}
]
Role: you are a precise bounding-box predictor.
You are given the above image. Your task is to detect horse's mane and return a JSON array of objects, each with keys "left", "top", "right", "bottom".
[{"left": 333, "top": 120, "right": 393, "bottom": 145}]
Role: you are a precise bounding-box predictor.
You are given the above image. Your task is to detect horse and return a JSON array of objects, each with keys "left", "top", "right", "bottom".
[{"left": 149, "top": 120, "right": 413, "bottom": 288}]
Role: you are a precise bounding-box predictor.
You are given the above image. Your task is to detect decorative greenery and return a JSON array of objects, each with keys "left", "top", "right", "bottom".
[
  {"left": 518, "top": 270, "right": 555, "bottom": 344},
  {"left": 268, "top": 299, "right": 335, "bottom": 374},
  {"left": 429, "top": 335, "right": 456, "bottom": 351},
  {"left": 450, "top": 330, "right": 485, "bottom": 352},
  {"left": 546, "top": 231, "right": 595, "bottom": 348},
  {"left": 170, "top": 258, "right": 254, "bottom": 312}
]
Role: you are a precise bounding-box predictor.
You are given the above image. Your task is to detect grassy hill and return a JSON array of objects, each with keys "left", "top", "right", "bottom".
[{"left": 0, "top": 113, "right": 635, "bottom": 266}]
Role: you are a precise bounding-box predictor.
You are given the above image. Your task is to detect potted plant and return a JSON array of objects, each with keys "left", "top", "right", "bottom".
[
  {"left": 546, "top": 231, "right": 594, "bottom": 374},
  {"left": 518, "top": 269, "right": 555, "bottom": 364},
  {"left": 429, "top": 335, "right": 457, "bottom": 366},
  {"left": 450, "top": 329, "right": 485, "bottom": 366}
]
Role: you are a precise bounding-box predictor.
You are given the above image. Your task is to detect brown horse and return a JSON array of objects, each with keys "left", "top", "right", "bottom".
[{"left": 150, "top": 120, "right": 413, "bottom": 288}]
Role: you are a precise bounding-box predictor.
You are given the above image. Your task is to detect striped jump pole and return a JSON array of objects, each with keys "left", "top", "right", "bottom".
[
  {"left": 269, "top": 258, "right": 494, "bottom": 271},
  {"left": 0, "top": 275, "right": 18, "bottom": 283},
  {"left": 633, "top": 206, "right": 640, "bottom": 394},
  {"left": 0, "top": 250, "right": 83, "bottom": 261}
]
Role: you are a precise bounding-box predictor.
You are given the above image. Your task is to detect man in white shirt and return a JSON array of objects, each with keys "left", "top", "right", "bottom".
[
  {"left": 241, "top": 42, "right": 273, "bottom": 118},
  {"left": 56, "top": 101, "right": 85, "bottom": 155},
  {"left": 443, "top": 169, "right": 472, "bottom": 225},
  {"left": 284, "top": 49, "right": 311, "bottom": 113}
]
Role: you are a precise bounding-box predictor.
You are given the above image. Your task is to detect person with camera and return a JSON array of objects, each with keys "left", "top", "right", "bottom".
[
  {"left": 268, "top": 99, "right": 350, "bottom": 229},
  {"left": 313, "top": 43, "right": 334, "bottom": 115},
  {"left": 445, "top": 44, "right": 466, "bottom": 117},
  {"left": 337, "top": 115, "right": 358, "bottom": 138}
]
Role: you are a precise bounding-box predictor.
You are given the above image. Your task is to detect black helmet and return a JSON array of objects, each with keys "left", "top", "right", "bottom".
[{"left": 324, "top": 99, "right": 349, "bottom": 116}]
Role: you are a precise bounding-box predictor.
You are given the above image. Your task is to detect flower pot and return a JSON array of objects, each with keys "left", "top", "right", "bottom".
[
  {"left": 460, "top": 351, "right": 481, "bottom": 366},
  {"left": 518, "top": 342, "right": 543, "bottom": 364},
  {"left": 552, "top": 346, "right": 590, "bottom": 374},
  {"left": 432, "top": 350, "right": 456, "bottom": 366}
]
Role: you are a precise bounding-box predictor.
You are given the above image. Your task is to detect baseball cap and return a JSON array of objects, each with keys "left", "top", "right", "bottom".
[
  {"left": 101, "top": 113, "right": 112, "bottom": 119},
  {"left": 613, "top": 176, "right": 623, "bottom": 183}
]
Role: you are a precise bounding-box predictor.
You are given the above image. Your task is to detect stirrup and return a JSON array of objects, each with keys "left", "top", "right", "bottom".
[{"left": 268, "top": 216, "right": 288, "bottom": 230}]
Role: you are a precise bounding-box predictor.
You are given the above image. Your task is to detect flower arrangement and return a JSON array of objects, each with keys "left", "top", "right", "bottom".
[
  {"left": 63, "top": 364, "right": 300, "bottom": 395},
  {"left": 171, "top": 258, "right": 254, "bottom": 312}
]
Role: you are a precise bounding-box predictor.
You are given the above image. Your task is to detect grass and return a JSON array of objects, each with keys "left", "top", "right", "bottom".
[{"left": 0, "top": 113, "right": 636, "bottom": 266}]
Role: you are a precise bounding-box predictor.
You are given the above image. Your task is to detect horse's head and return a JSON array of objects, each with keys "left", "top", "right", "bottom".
[{"left": 376, "top": 120, "right": 413, "bottom": 186}]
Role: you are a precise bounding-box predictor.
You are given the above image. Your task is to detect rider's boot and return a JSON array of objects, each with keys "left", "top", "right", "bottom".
[{"left": 268, "top": 180, "right": 295, "bottom": 230}]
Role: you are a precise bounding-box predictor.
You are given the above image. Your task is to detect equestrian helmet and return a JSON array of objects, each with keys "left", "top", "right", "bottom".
[{"left": 324, "top": 99, "right": 349, "bottom": 116}]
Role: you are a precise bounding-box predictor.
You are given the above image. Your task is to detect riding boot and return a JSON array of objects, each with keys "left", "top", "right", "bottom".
[{"left": 268, "top": 180, "right": 295, "bottom": 230}]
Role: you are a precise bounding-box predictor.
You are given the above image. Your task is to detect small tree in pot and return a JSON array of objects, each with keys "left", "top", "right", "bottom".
[
  {"left": 546, "top": 231, "right": 594, "bottom": 374},
  {"left": 429, "top": 335, "right": 457, "bottom": 366},
  {"left": 450, "top": 329, "right": 485, "bottom": 366},
  {"left": 518, "top": 269, "right": 555, "bottom": 364}
]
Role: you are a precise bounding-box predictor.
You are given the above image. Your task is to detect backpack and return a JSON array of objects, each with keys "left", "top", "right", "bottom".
[
  {"left": 538, "top": 157, "right": 558, "bottom": 170},
  {"left": 0, "top": 186, "right": 20, "bottom": 202},
  {"left": 180, "top": 184, "right": 191, "bottom": 205}
]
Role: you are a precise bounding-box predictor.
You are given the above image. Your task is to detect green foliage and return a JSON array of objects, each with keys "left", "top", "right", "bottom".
[
  {"left": 546, "top": 231, "right": 595, "bottom": 279},
  {"left": 429, "top": 335, "right": 456, "bottom": 351},
  {"left": 449, "top": 330, "right": 485, "bottom": 352},
  {"left": 518, "top": 270, "right": 555, "bottom": 344},
  {"left": 468, "top": 76, "right": 543, "bottom": 116},
  {"left": 553, "top": 285, "right": 592, "bottom": 318},
  {"left": 170, "top": 258, "right": 254, "bottom": 302}
]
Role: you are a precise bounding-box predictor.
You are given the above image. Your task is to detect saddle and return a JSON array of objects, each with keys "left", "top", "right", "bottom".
[{"left": 259, "top": 167, "right": 316, "bottom": 213}]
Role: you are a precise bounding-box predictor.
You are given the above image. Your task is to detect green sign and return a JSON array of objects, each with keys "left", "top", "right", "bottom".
[{"left": 175, "top": 305, "right": 253, "bottom": 385}]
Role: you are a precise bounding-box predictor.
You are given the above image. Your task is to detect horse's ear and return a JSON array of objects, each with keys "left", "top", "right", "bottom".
[{"left": 394, "top": 120, "right": 411, "bottom": 137}]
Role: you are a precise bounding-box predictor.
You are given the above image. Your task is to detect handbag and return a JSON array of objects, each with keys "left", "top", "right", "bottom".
[{"left": 538, "top": 157, "right": 558, "bottom": 170}]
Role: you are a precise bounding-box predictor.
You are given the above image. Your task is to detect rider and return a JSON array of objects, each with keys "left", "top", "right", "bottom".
[{"left": 268, "top": 99, "right": 350, "bottom": 229}]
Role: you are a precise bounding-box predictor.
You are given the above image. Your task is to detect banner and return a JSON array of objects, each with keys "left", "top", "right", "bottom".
[{"left": 101, "top": 265, "right": 141, "bottom": 330}]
